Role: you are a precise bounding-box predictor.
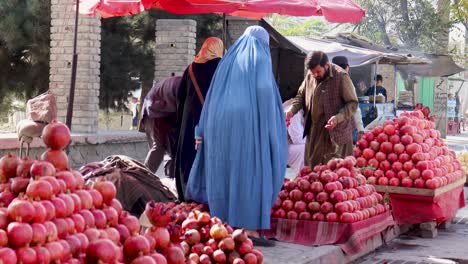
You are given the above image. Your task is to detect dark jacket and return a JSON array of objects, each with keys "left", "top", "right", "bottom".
[{"left": 143, "top": 76, "right": 182, "bottom": 119}]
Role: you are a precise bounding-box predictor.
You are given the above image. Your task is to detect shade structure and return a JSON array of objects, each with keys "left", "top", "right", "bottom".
[{"left": 80, "top": 0, "right": 365, "bottom": 23}]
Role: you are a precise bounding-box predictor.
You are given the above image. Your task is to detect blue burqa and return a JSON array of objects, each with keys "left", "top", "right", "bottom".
[{"left": 187, "top": 26, "right": 287, "bottom": 230}]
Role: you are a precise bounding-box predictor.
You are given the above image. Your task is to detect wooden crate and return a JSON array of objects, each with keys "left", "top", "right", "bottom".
[{"left": 373, "top": 178, "right": 465, "bottom": 197}]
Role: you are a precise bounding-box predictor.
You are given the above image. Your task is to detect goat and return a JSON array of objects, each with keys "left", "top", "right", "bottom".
[{"left": 16, "top": 119, "right": 47, "bottom": 158}]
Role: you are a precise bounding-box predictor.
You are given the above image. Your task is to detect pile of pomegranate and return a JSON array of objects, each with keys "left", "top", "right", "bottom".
[
  {"left": 272, "top": 157, "right": 389, "bottom": 223},
  {"left": 354, "top": 110, "right": 465, "bottom": 189},
  {"left": 144, "top": 203, "right": 264, "bottom": 264},
  {"left": 0, "top": 121, "right": 162, "bottom": 263}
]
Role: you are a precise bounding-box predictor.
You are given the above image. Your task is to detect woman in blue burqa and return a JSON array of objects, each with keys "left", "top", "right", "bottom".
[
  {"left": 187, "top": 26, "right": 287, "bottom": 239},
  {"left": 174, "top": 37, "right": 224, "bottom": 202}
]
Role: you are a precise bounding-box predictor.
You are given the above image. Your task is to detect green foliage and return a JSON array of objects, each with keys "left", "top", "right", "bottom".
[
  {"left": 0, "top": 0, "right": 50, "bottom": 113},
  {"left": 354, "top": 0, "right": 455, "bottom": 53},
  {"left": 100, "top": 11, "right": 222, "bottom": 111}
]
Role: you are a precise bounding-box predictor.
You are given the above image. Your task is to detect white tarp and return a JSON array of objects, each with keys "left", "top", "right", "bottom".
[{"left": 286, "top": 36, "right": 429, "bottom": 67}]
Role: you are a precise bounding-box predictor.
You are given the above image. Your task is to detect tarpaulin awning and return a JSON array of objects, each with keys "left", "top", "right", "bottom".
[
  {"left": 323, "top": 32, "right": 466, "bottom": 77},
  {"left": 79, "top": 0, "right": 366, "bottom": 23},
  {"left": 286, "top": 36, "right": 430, "bottom": 66}
]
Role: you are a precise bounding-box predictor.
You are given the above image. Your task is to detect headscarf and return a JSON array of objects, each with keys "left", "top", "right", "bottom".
[{"left": 193, "top": 37, "right": 224, "bottom": 63}]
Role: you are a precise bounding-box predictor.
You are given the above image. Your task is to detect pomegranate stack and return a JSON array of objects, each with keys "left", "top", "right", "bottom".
[
  {"left": 0, "top": 121, "right": 152, "bottom": 263},
  {"left": 144, "top": 202, "right": 265, "bottom": 264},
  {"left": 354, "top": 110, "right": 465, "bottom": 188},
  {"left": 272, "top": 157, "right": 389, "bottom": 223}
]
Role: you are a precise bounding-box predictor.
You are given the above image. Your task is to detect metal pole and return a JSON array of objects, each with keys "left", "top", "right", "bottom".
[
  {"left": 222, "top": 14, "right": 227, "bottom": 48},
  {"left": 66, "top": 0, "right": 80, "bottom": 131}
]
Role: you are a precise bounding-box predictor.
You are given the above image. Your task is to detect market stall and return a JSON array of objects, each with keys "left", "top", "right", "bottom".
[{"left": 354, "top": 110, "right": 466, "bottom": 237}]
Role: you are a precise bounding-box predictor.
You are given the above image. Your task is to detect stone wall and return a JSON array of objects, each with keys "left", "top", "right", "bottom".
[
  {"left": 226, "top": 17, "right": 258, "bottom": 47},
  {"left": 154, "top": 19, "right": 197, "bottom": 83},
  {"left": 0, "top": 132, "right": 148, "bottom": 169},
  {"left": 49, "top": 0, "right": 101, "bottom": 133}
]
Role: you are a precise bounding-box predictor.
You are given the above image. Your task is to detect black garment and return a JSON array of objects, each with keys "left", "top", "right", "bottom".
[
  {"left": 174, "top": 58, "right": 221, "bottom": 201},
  {"left": 364, "top": 85, "right": 387, "bottom": 99}
]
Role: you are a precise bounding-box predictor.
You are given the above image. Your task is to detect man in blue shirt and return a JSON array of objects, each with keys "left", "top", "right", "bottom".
[{"left": 365, "top": 74, "right": 387, "bottom": 101}]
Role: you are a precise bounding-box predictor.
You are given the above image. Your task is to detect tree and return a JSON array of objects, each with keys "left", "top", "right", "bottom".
[
  {"left": 355, "top": 0, "right": 454, "bottom": 54},
  {"left": 451, "top": 0, "right": 468, "bottom": 67},
  {"left": 269, "top": 15, "right": 330, "bottom": 38},
  {"left": 0, "top": 0, "right": 50, "bottom": 113},
  {"left": 100, "top": 11, "right": 223, "bottom": 112}
]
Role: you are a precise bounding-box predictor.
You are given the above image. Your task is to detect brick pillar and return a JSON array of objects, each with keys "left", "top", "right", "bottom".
[
  {"left": 50, "top": 0, "right": 100, "bottom": 133},
  {"left": 226, "top": 17, "right": 258, "bottom": 48},
  {"left": 155, "top": 19, "right": 197, "bottom": 83}
]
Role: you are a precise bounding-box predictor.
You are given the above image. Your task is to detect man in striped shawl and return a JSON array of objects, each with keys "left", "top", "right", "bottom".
[{"left": 285, "top": 51, "right": 358, "bottom": 167}]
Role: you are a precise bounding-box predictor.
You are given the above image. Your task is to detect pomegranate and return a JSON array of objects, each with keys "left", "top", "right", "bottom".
[
  {"left": 0, "top": 247, "right": 17, "bottom": 264},
  {"left": 16, "top": 157, "right": 35, "bottom": 178},
  {"left": 56, "top": 170, "right": 77, "bottom": 192},
  {"left": 164, "top": 246, "right": 185, "bottom": 264},
  {"left": 40, "top": 149, "right": 69, "bottom": 171},
  {"left": 75, "top": 190, "right": 93, "bottom": 210},
  {"left": 88, "top": 189, "right": 104, "bottom": 209},
  {"left": 91, "top": 209, "right": 107, "bottom": 229},
  {"left": 150, "top": 253, "right": 168, "bottom": 264},
  {"left": 185, "top": 229, "right": 201, "bottom": 245},
  {"left": 7, "top": 222, "right": 33, "bottom": 247},
  {"left": 10, "top": 177, "right": 31, "bottom": 195},
  {"left": 8, "top": 199, "right": 35, "bottom": 222},
  {"left": 213, "top": 249, "right": 227, "bottom": 263},
  {"left": 287, "top": 211, "right": 298, "bottom": 219},
  {"left": 31, "top": 223, "right": 47, "bottom": 245},
  {"left": 71, "top": 170, "right": 85, "bottom": 190},
  {"left": 119, "top": 212, "right": 141, "bottom": 235},
  {"left": 85, "top": 239, "right": 119, "bottom": 263},
  {"left": 16, "top": 246, "right": 37, "bottom": 264},
  {"left": 0, "top": 152, "right": 20, "bottom": 182},
  {"left": 30, "top": 160, "right": 56, "bottom": 178},
  {"left": 34, "top": 246, "right": 51, "bottom": 264},
  {"left": 131, "top": 256, "right": 157, "bottom": 264},
  {"left": 210, "top": 223, "right": 228, "bottom": 240},
  {"left": 26, "top": 180, "right": 54, "bottom": 200},
  {"left": 94, "top": 179, "right": 117, "bottom": 205}
]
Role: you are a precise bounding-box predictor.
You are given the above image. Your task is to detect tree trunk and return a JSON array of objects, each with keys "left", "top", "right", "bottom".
[
  {"left": 398, "top": 0, "right": 416, "bottom": 48},
  {"left": 436, "top": 0, "right": 451, "bottom": 54}
]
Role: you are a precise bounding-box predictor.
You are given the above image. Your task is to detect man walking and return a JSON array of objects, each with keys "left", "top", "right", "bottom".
[
  {"left": 140, "top": 76, "right": 182, "bottom": 176},
  {"left": 285, "top": 51, "right": 358, "bottom": 167}
]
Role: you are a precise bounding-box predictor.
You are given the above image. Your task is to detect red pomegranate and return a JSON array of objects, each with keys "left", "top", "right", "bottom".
[
  {"left": 40, "top": 149, "right": 69, "bottom": 171},
  {"left": 42, "top": 120, "right": 71, "bottom": 150},
  {"left": 0, "top": 152, "right": 20, "bottom": 182}
]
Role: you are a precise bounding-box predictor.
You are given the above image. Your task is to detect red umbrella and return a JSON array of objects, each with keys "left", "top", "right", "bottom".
[
  {"left": 185, "top": 0, "right": 365, "bottom": 23},
  {"left": 80, "top": 0, "right": 365, "bottom": 23},
  {"left": 69, "top": 0, "right": 365, "bottom": 132}
]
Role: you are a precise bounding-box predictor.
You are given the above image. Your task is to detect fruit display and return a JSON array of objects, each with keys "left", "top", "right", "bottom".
[
  {"left": 144, "top": 203, "right": 264, "bottom": 264},
  {"left": 271, "top": 157, "right": 389, "bottom": 223},
  {"left": 456, "top": 151, "right": 468, "bottom": 176},
  {"left": 414, "top": 103, "right": 435, "bottom": 122},
  {"left": 354, "top": 110, "right": 465, "bottom": 189}
]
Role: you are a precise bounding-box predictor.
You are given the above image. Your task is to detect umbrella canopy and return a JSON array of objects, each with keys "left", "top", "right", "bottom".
[{"left": 80, "top": 0, "right": 365, "bottom": 23}]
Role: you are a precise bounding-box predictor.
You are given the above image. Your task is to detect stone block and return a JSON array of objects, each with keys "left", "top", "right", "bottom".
[
  {"left": 419, "top": 228, "right": 438, "bottom": 238},
  {"left": 438, "top": 219, "right": 452, "bottom": 229},
  {"left": 419, "top": 221, "right": 437, "bottom": 231}
]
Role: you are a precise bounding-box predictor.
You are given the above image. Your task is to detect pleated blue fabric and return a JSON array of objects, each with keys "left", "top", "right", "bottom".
[{"left": 186, "top": 26, "right": 287, "bottom": 230}]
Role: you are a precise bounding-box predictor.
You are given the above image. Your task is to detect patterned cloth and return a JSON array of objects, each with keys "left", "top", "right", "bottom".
[
  {"left": 80, "top": 155, "right": 177, "bottom": 216},
  {"left": 262, "top": 211, "right": 395, "bottom": 255}
]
